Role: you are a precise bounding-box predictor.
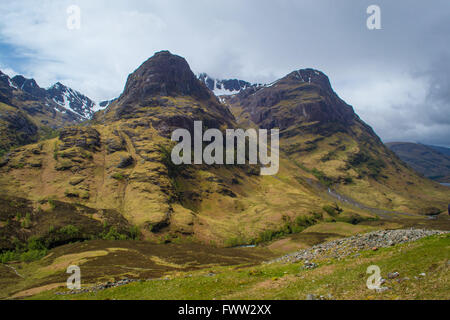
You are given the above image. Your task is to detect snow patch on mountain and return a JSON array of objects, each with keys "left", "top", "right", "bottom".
[
  {"left": 198, "top": 73, "right": 262, "bottom": 96},
  {"left": 7, "top": 78, "right": 17, "bottom": 90},
  {"left": 47, "top": 82, "right": 95, "bottom": 119},
  {"left": 1, "top": 69, "right": 102, "bottom": 122},
  {"left": 212, "top": 86, "right": 242, "bottom": 96},
  {"left": 95, "top": 98, "right": 116, "bottom": 112}
]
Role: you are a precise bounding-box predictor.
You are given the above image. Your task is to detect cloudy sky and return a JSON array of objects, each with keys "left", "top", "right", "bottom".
[{"left": 0, "top": 0, "right": 449, "bottom": 147}]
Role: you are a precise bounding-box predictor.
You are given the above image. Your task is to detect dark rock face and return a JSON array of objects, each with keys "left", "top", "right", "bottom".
[
  {"left": 118, "top": 51, "right": 212, "bottom": 106},
  {"left": 47, "top": 82, "right": 96, "bottom": 119},
  {"left": 220, "top": 79, "right": 252, "bottom": 92},
  {"left": 106, "top": 135, "right": 126, "bottom": 154},
  {"left": 3, "top": 110, "right": 38, "bottom": 137},
  {"left": 198, "top": 73, "right": 216, "bottom": 91}
]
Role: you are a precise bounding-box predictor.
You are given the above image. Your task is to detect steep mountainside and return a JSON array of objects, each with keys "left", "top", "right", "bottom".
[
  {"left": 223, "top": 68, "right": 449, "bottom": 212},
  {"left": 0, "top": 51, "right": 448, "bottom": 252},
  {"left": 386, "top": 142, "right": 450, "bottom": 183}
]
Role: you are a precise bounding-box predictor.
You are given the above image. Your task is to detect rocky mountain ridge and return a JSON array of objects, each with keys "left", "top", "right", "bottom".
[
  {"left": 46, "top": 82, "right": 97, "bottom": 119},
  {"left": 0, "top": 70, "right": 103, "bottom": 152},
  {"left": 9, "top": 74, "right": 99, "bottom": 120}
]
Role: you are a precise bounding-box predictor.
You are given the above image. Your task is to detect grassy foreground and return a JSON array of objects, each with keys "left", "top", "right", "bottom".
[{"left": 29, "top": 234, "right": 449, "bottom": 300}]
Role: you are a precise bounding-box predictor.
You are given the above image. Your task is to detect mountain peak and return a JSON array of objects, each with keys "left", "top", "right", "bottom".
[
  {"left": 0, "top": 69, "right": 97, "bottom": 121},
  {"left": 224, "top": 68, "right": 357, "bottom": 131},
  {"left": 118, "top": 50, "right": 212, "bottom": 106},
  {"left": 11, "top": 75, "right": 38, "bottom": 87},
  {"left": 275, "top": 68, "right": 333, "bottom": 92},
  {"left": 51, "top": 82, "right": 65, "bottom": 89},
  {"left": 46, "top": 81, "right": 96, "bottom": 119}
]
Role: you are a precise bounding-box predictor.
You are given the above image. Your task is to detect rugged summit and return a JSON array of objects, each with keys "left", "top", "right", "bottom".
[
  {"left": 100, "top": 50, "right": 235, "bottom": 134},
  {"left": 11, "top": 75, "right": 47, "bottom": 99},
  {"left": 47, "top": 82, "right": 96, "bottom": 119},
  {"left": 226, "top": 69, "right": 359, "bottom": 130}
]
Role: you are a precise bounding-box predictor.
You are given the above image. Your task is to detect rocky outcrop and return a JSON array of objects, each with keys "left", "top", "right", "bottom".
[
  {"left": 59, "top": 127, "right": 101, "bottom": 151},
  {"left": 272, "top": 229, "right": 448, "bottom": 264},
  {"left": 117, "top": 155, "right": 134, "bottom": 168},
  {"left": 47, "top": 82, "right": 96, "bottom": 119}
]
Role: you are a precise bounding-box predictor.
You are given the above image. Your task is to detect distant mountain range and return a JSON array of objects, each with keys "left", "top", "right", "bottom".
[
  {"left": 386, "top": 142, "right": 450, "bottom": 183},
  {"left": 0, "top": 70, "right": 108, "bottom": 152},
  {"left": 5, "top": 74, "right": 99, "bottom": 120}
]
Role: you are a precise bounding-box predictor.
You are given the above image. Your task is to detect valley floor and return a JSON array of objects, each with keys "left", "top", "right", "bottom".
[
  {"left": 1, "top": 222, "right": 448, "bottom": 300},
  {"left": 28, "top": 233, "right": 450, "bottom": 300}
]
